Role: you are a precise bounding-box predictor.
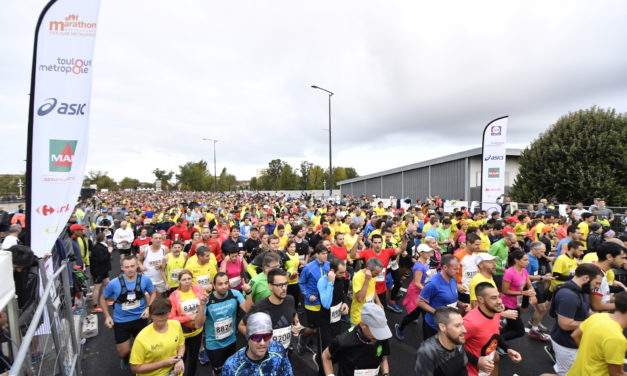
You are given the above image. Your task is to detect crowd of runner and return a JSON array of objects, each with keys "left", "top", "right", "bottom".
[{"left": 3, "top": 191, "right": 626, "bottom": 376}]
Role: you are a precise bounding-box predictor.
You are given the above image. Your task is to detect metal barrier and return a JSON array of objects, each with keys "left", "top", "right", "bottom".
[{"left": 9, "top": 261, "right": 82, "bottom": 376}]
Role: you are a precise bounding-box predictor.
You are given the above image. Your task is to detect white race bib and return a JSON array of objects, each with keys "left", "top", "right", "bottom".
[
  {"left": 149, "top": 258, "right": 162, "bottom": 268},
  {"left": 170, "top": 269, "right": 183, "bottom": 281},
  {"left": 299, "top": 254, "right": 305, "bottom": 261},
  {"left": 354, "top": 366, "right": 380, "bottom": 376},
  {"left": 446, "top": 301, "right": 458, "bottom": 309},
  {"left": 196, "top": 274, "right": 211, "bottom": 287},
  {"left": 272, "top": 326, "right": 292, "bottom": 349},
  {"left": 229, "top": 276, "right": 241, "bottom": 288},
  {"left": 389, "top": 259, "right": 399, "bottom": 271},
  {"left": 181, "top": 298, "right": 199, "bottom": 316},
  {"left": 375, "top": 267, "right": 387, "bottom": 282},
  {"left": 214, "top": 317, "right": 233, "bottom": 340},
  {"left": 478, "top": 352, "right": 496, "bottom": 376},
  {"left": 365, "top": 295, "right": 375, "bottom": 304},
  {"left": 330, "top": 302, "right": 342, "bottom": 323},
  {"left": 121, "top": 292, "right": 140, "bottom": 311}
]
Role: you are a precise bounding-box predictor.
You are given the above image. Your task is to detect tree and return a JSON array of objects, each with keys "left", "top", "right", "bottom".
[
  {"left": 152, "top": 168, "right": 174, "bottom": 191},
  {"left": 176, "top": 160, "right": 213, "bottom": 191},
  {"left": 84, "top": 170, "right": 118, "bottom": 190},
  {"left": 278, "top": 164, "right": 298, "bottom": 190},
  {"left": 119, "top": 177, "right": 141, "bottom": 190},
  {"left": 218, "top": 168, "right": 238, "bottom": 192},
  {"left": 249, "top": 177, "right": 259, "bottom": 190},
  {"left": 344, "top": 167, "right": 359, "bottom": 180},
  {"left": 308, "top": 165, "right": 326, "bottom": 190},
  {"left": 510, "top": 106, "right": 627, "bottom": 206},
  {"left": 259, "top": 159, "right": 288, "bottom": 190},
  {"left": 299, "top": 161, "right": 313, "bottom": 190},
  {"left": 0, "top": 174, "right": 26, "bottom": 196}
]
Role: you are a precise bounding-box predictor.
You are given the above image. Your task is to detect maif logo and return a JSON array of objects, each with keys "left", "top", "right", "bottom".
[
  {"left": 49, "top": 140, "right": 77, "bottom": 172},
  {"left": 37, "top": 98, "right": 87, "bottom": 116},
  {"left": 488, "top": 168, "right": 500, "bottom": 178},
  {"left": 49, "top": 14, "right": 97, "bottom": 36}
]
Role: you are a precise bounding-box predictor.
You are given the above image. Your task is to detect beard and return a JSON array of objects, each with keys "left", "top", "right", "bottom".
[{"left": 581, "top": 282, "right": 592, "bottom": 294}]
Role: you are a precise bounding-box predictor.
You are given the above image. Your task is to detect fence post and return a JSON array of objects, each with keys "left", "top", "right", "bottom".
[
  {"left": 6, "top": 298, "right": 27, "bottom": 372},
  {"left": 60, "top": 262, "right": 82, "bottom": 376},
  {"left": 40, "top": 259, "right": 68, "bottom": 375}
]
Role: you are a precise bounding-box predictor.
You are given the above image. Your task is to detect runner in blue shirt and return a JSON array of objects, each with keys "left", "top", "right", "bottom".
[{"left": 195, "top": 272, "right": 252, "bottom": 375}]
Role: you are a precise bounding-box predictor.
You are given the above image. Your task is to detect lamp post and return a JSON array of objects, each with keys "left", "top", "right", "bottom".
[
  {"left": 311, "top": 85, "right": 334, "bottom": 197},
  {"left": 202, "top": 138, "right": 218, "bottom": 192}
]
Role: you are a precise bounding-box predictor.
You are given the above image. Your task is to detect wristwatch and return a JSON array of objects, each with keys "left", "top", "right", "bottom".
[{"left": 174, "top": 355, "right": 183, "bottom": 360}]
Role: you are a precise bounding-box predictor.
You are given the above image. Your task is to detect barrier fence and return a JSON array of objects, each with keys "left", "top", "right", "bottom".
[{"left": 9, "top": 261, "right": 82, "bottom": 376}]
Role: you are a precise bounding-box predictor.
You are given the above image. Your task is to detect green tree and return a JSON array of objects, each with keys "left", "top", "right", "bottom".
[
  {"left": 218, "top": 168, "right": 238, "bottom": 192},
  {"left": 259, "top": 159, "right": 287, "bottom": 190},
  {"left": 152, "top": 168, "right": 174, "bottom": 191},
  {"left": 510, "top": 106, "right": 627, "bottom": 205},
  {"left": 278, "top": 164, "right": 298, "bottom": 190},
  {"left": 344, "top": 167, "right": 359, "bottom": 180},
  {"left": 176, "top": 160, "right": 213, "bottom": 191},
  {"left": 299, "top": 161, "right": 313, "bottom": 190},
  {"left": 308, "top": 165, "right": 326, "bottom": 190},
  {"left": 249, "top": 177, "right": 258, "bottom": 190},
  {"left": 84, "top": 170, "right": 118, "bottom": 190},
  {"left": 0, "top": 174, "right": 26, "bottom": 196},
  {"left": 119, "top": 177, "right": 141, "bottom": 190}
]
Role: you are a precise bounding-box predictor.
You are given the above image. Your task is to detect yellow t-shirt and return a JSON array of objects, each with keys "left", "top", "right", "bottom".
[
  {"left": 578, "top": 222, "right": 589, "bottom": 250},
  {"left": 129, "top": 320, "right": 184, "bottom": 376},
  {"left": 339, "top": 223, "right": 350, "bottom": 235},
  {"left": 165, "top": 254, "right": 187, "bottom": 288},
  {"left": 350, "top": 270, "right": 376, "bottom": 325},
  {"left": 479, "top": 233, "right": 491, "bottom": 252},
  {"left": 311, "top": 215, "right": 321, "bottom": 227},
  {"left": 177, "top": 289, "right": 202, "bottom": 338},
  {"left": 284, "top": 251, "right": 300, "bottom": 285},
  {"left": 185, "top": 254, "right": 218, "bottom": 289},
  {"left": 278, "top": 234, "right": 289, "bottom": 250},
  {"left": 551, "top": 254, "right": 579, "bottom": 291},
  {"left": 535, "top": 222, "right": 545, "bottom": 242},
  {"left": 374, "top": 207, "right": 387, "bottom": 216},
  {"left": 469, "top": 273, "right": 496, "bottom": 302},
  {"left": 514, "top": 223, "right": 527, "bottom": 242},
  {"left": 344, "top": 233, "right": 358, "bottom": 258},
  {"left": 368, "top": 229, "right": 381, "bottom": 240},
  {"left": 566, "top": 313, "right": 627, "bottom": 376}
]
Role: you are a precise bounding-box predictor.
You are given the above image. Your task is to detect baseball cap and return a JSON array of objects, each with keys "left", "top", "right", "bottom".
[
  {"left": 69, "top": 224, "right": 86, "bottom": 232},
  {"left": 475, "top": 253, "right": 497, "bottom": 265},
  {"left": 416, "top": 244, "right": 433, "bottom": 253},
  {"left": 360, "top": 303, "right": 392, "bottom": 340}
]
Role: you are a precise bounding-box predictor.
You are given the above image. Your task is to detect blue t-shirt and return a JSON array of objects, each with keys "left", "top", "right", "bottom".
[
  {"left": 419, "top": 272, "right": 458, "bottom": 329},
  {"left": 413, "top": 261, "right": 430, "bottom": 285},
  {"left": 425, "top": 228, "right": 438, "bottom": 241},
  {"left": 526, "top": 253, "right": 539, "bottom": 288},
  {"left": 204, "top": 289, "right": 245, "bottom": 350},
  {"left": 556, "top": 238, "right": 570, "bottom": 256},
  {"left": 104, "top": 275, "right": 155, "bottom": 323}
]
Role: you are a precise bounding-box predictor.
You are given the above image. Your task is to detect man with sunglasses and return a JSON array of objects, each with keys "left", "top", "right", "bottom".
[
  {"left": 321, "top": 303, "right": 392, "bottom": 376},
  {"left": 222, "top": 312, "right": 293, "bottom": 376},
  {"left": 239, "top": 268, "right": 302, "bottom": 351}
]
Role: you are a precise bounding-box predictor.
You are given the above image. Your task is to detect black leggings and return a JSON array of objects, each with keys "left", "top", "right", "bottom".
[
  {"left": 399, "top": 308, "right": 422, "bottom": 331},
  {"left": 501, "top": 308, "right": 525, "bottom": 340},
  {"left": 287, "top": 283, "right": 300, "bottom": 310},
  {"left": 184, "top": 333, "right": 202, "bottom": 376},
  {"left": 390, "top": 269, "right": 402, "bottom": 301}
]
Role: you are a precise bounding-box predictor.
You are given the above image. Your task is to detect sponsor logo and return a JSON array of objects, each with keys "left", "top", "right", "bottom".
[
  {"left": 44, "top": 224, "right": 62, "bottom": 234},
  {"left": 484, "top": 154, "right": 504, "bottom": 161},
  {"left": 37, "top": 98, "right": 87, "bottom": 116},
  {"left": 36, "top": 204, "right": 71, "bottom": 217},
  {"left": 49, "top": 14, "right": 97, "bottom": 36},
  {"left": 491, "top": 125, "right": 502, "bottom": 136},
  {"left": 39, "top": 57, "right": 91, "bottom": 75},
  {"left": 49, "top": 140, "right": 77, "bottom": 172},
  {"left": 41, "top": 175, "right": 77, "bottom": 183},
  {"left": 488, "top": 168, "right": 500, "bottom": 178}
]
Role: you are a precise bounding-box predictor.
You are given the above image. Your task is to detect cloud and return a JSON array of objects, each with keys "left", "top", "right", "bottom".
[{"left": 2, "top": 0, "right": 627, "bottom": 183}]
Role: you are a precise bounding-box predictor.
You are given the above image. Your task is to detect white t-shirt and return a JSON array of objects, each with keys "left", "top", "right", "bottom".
[
  {"left": 460, "top": 253, "right": 478, "bottom": 289},
  {"left": 1, "top": 235, "right": 18, "bottom": 250}
]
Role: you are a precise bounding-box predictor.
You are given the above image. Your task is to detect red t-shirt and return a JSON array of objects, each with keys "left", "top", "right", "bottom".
[
  {"left": 357, "top": 248, "right": 397, "bottom": 294},
  {"left": 463, "top": 307, "right": 501, "bottom": 376},
  {"left": 189, "top": 238, "right": 222, "bottom": 260},
  {"left": 132, "top": 237, "right": 151, "bottom": 249},
  {"left": 167, "top": 224, "right": 185, "bottom": 241},
  {"left": 330, "top": 244, "right": 348, "bottom": 260}
]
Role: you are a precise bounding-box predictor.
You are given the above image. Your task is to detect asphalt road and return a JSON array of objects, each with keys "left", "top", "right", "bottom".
[{"left": 82, "top": 251, "right": 557, "bottom": 376}]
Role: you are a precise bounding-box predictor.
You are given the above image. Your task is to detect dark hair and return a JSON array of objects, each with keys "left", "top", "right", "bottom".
[
  {"left": 321, "top": 227, "right": 331, "bottom": 236},
  {"left": 213, "top": 271, "right": 229, "bottom": 284},
  {"left": 262, "top": 252, "right": 280, "bottom": 267},
  {"left": 9, "top": 245, "right": 35, "bottom": 268},
  {"left": 177, "top": 269, "right": 193, "bottom": 281},
  {"left": 574, "top": 263, "right": 603, "bottom": 279},
  {"left": 149, "top": 298, "right": 172, "bottom": 316},
  {"left": 285, "top": 240, "right": 297, "bottom": 250},
  {"left": 441, "top": 254, "right": 457, "bottom": 267},
  {"left": 614, "top": 291, "right": 627, "bottom": 313},
  {"left": 581, "top": 213, "right": 593, "bottom": 220},
  {"left": 466, "top": 233, "right": 481, "bottom": 244},
  {"left": 441, "top": 218, "right": 451, "bottom": 226},
  {"left": 330, "top": 257, "right": 345, "bottom": 272},
  {"left": 597, "top": 242, "right": 626, "bottom": 261},
  {"left": 567, "top": 224, "right": 578, "bottom": 235},
  {"left": 225, "top": 246, "right": 239, "bottom": 255},
  {"left": 277, "top": 224, "right": 285, "bottom": 231},
  {"left": 434, "top": 306, "right": 460, "bottom": 328},
  {"left": 567, "top": 241, "right": 584, "bottom": 250},
  {"left": 172, "top": 240, "right": 184, "bottom": 247},
  {"left": 96, "top": 232, "right": 105, "bottom": 242},
  {"left": 508, "top": 249, "right": 526, "bottom": 267},
  {"left": 475, "top": 281, "right": 497, "bottom": 298},
  {"left": 196, "top": 246, "right": 210, "bottom": 257},
  {"left": 314, "top": 244, "right": 328, "bottom": 254},
  {"left": 229, "top": 226, "right": 239, "bottom": 233},
  {"left": 121, "top": 254, "right": 137, "bottom": 264},
  {"left": 291, "top": 225, "right": 302, "bottom": 235},
  {"left": 268, "top": 268, "right": 288, "bottom": 284},
  {"left": 371, "top": 234, "right": 383, "bottom": 242}
]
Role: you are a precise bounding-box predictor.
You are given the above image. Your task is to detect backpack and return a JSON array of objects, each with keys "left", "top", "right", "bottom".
[
  {"left": 549, "top": 282, "right": 583, "bottom": 318},
  {"left": 115, "top": 274, "right": 144, "bottom": 305}
]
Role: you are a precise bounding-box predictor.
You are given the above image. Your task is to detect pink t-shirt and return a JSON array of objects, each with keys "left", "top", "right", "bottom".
[{"left": 501, "top": 267, "right": 528, "bottom": 309}]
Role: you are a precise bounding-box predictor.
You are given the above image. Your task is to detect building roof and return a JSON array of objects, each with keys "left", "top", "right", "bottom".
[{"left": 338, "top": 147, "right": 522, "bottom": 185}]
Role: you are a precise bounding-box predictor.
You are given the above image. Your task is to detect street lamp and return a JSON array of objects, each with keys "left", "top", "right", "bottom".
[
  {"left": 202, "top": 138, "right": 218, "bottom": 192},
  {"left": 311, "top": 85, "right": 334, "bottom": 197}
]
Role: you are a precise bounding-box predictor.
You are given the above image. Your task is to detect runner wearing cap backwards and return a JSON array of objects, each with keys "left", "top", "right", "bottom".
[
  {"left": 222, "top": 312, "right": 293, "bottom": 376},
  {"left": 321, "top": 303, "right": 392, "bottom": 376}
]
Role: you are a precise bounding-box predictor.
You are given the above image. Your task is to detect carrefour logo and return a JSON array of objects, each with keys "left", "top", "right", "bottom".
[
  {"left": 37, "top": 98, "right": 87, "bottom": 116},
  {"left": 49, "top": 139, "right": 77, "bottom": 172},
  {"left": 484, "top": 155, "right": 504, "bottom": 161}
]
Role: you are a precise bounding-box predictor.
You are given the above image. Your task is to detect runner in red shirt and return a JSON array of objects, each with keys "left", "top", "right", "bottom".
[
  {"left": 464, "top": 282, "right": 522, "bottom": 376},
  {"left": 189, "top": 227, "right": 222, "bottom": 260},
  {"left": 166, "top": 218, "right": 185, "bottom": 241},
  {"left": 350, "top": 233, "right": 408, "bottom": 311}
]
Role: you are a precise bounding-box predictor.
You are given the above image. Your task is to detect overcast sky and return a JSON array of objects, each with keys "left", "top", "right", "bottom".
[{"left": 2, "top": 1, "right": 627, "bottom": 183}]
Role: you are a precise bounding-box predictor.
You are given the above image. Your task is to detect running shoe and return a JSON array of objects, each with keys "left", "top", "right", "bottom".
[
  {"left": 198, "top": 349, "right": 209, "bottom": 365},
  {"left": 394, "top": 323, "right": 405, "bottom": 341},
  {"left": 544, "top": 345, "right": 556, "bottom": 363},
  {"left": 387, "top": 302, "right": 403, "bottom": 313},
  {"left": 528, "top": 329, "right": 550, "bottom": 342},
  {"left": 527, "top": 320, "right": 548, "bottom": 332}
]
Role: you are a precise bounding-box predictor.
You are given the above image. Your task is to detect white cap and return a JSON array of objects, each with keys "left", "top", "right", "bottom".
[
  {"left": 475, "top": 253, "right": 497, "bottom": 265},
  {"left": 415, "top": 244, "right": 433, "bottom": 253}
]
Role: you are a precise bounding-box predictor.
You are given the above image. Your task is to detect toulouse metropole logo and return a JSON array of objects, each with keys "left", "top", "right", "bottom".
[
  {"left": 49, "top": 139, "right": 78, "bottom": 173},
  {"left": 48, "top": 14, "right": 97, "bottom": 37}
]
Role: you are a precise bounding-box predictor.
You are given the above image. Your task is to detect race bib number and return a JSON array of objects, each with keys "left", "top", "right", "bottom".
[
  {"left": 121, "top": 292, "right": 140, "bottom": 311},
  {"left": 389, "top": 259, "right": 399, "bottom": 271},
  {"left": 238, "top": 242, "right": 243, "bottom": 248},
  {"left": 196, "top": 274, "right": 211, "bottom": 287},
  {"left": 229, "top": 276, "right": 241, "bottom": 288},
  {"left": 170, "top": 269, "right": 183, "bottom": 281},
  {"left": 354, "top": 367, "right": 380, "bottom": 376},
  {"left": 478, "top": 352, "right": 496, "bottom": 376},
  {"left": 272, "top": 326, "right": 292, "bottom": 348},
  {"left": 446, "top": 301, "right": 458, "bottom": 309},
  {"left": 214, "top": 317, "right": 233, "bottom": 340},
  {"left": 149, "top": 259, "right": 162, "bottom": 268},
  {"left": 365, "top": 295, "right": 375, "bottom": 304},
  {"left": 330, "top": 302, "right": 342, "bottom": 323},
  {"left": 375, "top": 267, "right": 387, "bottom": 282},
  {"left": 181, "top": 298, "right": 199, "bottom": 316},
  {"left": 299, "top": 254, "right": 305, "bottom": 261}
]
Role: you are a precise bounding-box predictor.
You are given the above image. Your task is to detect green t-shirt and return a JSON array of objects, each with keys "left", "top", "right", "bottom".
[
  {"left": 488, "top": 239, "right": 509, "bottom": 276},
  {"left": 249, "top": 272, "right": 271, "bottom": 303},
  {"left": 436, "top": 227, "right": 451, "bottom": 253}
]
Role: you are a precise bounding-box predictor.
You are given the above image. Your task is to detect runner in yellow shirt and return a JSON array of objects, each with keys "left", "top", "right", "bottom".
[
  {"left": 165, "top": 241, "right": 188, "bottom": 291},
  {"left": 350, "top": 258, "right": 383, "bottom": 325},
  {"left": 551, "top": 241, "right": 583, "bottom": 291},
  {"left": 185, "top": 246, "right": 218, "bottom": 290}
]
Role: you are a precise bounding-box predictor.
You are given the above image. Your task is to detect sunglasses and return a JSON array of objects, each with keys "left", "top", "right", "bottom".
[{"left": 249, "top": 333, "right": 273, "bottom": 343}]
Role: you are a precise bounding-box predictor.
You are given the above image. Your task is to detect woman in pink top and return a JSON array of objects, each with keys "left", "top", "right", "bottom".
[
  {"left": 219, "top": 247, "right": 248, "bottom": 290},
  {"left": 501, "top": 249, "right": 536, "bottom": 340}
]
